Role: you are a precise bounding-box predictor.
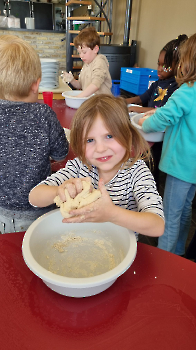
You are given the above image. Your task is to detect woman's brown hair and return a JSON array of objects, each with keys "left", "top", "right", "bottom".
[
  {"left": 70, "top": 94, "right": 151, "bottom": 168},
  {"left": 176, "top": 33, "right": 196, "bottom": 86}
]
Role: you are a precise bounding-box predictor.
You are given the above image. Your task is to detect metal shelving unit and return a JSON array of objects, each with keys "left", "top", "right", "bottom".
[{"left": 65, "top": 0, "right": 113, "bottom": 75}]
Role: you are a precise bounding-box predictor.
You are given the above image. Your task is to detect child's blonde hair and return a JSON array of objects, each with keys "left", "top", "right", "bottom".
[
  {"left": 70, "top": 94, "right": 151, "bottom": 168},
  {"left": 0, "top": 35, "right": 41, "bottom": 100},
  {"left": 176, "top": 33, "right": 196, "bottom": 86},
  {"left": 74, "top": 27, "right": 100, "bottom": 49}
]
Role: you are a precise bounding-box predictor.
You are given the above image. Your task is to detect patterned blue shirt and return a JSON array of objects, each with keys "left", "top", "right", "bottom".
[
  {"left": 0, "top": 100, "right": 69, "bottom": 210},
  {"left": 140, "top": 77, "right": 178, "bottom": 108}
]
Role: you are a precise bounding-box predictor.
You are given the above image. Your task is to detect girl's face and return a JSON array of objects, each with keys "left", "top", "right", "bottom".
[
  {"left": 84, "top": 115, "right": 126, "bottom": 183},
  {"left": 77, "top": 44, "right": 99, "bottom": 64},
  {"left": 157, "top": 51, "right": 175, "bottom": 80}
]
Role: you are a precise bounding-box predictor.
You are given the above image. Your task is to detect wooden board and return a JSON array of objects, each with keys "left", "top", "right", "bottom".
[
  {"left": 67, "top": 17, "right": 105, "bottom": 21},
  {"left": 38, "top": 76, "right": 71, "bottom": 99},
  {"left": 66, "top": 0, "right": 92, "bottom": 6},
  {"left": 69, "top": 30, "right": 113, "bottom": 36}
]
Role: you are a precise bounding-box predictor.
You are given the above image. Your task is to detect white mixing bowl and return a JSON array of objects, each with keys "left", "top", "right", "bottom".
[
  {"left": 62, "top": 90, "right": 93, "bottom": 109},
  {"left": 131, "top": 113, "right": 164, "bottom": 142},
  {"left": 22, "top": 209, "right": 137, "bottom": 298}
]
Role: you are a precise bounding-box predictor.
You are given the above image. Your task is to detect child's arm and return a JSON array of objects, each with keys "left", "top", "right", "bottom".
[
  {"left": 69, "top": 78, "right": 82, "bottom": 90},
  {"left": 29, "top": 177, "right": 92, "bottom": 207},
  {"left": 29, "top": 184, "right": 58, "bottom": 207},
  {"left": 126, "top": 95, "right": 142, "bottom": 105},
  {"left": 141, "top": 85, "right": 194, "bottom": 133},
  {"left": 76, "top": 83, "right": 99, "bottom": 98},
  {"left": 138, "top": 109, "right": 156, "bottom": 126},
  {"left": 62, "top": 180, "right": 164, "bottom": 237},
  {"left": 129, "top": 106, "right": 156, "bottom": 113},
  {"left": 126, "top": 96, "right": 154, "bottom": 113}
]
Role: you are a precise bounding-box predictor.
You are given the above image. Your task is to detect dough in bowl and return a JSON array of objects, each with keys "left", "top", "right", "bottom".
[{"left": 54, "top": 181, "right": 101, "bottom": 218}]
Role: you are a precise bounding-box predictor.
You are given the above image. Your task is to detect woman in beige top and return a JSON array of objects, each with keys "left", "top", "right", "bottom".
[{"left": 63, "top": 27, "right": 112, "bottom": 97}]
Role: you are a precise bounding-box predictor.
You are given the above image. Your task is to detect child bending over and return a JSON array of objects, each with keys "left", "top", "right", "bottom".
[
  {"left": 128, "top": 34, "right": 188, "bottom": 189},
  {"left": 62, "top": 27, "right": 112, "bottom": 97},
  {"left": 139, "top": 33, "right": 196, "bottom": 255},
  {"left": 29, "top": 94, "right": 164, "bottom": 238},
  {"left": 0, "top": 35, "right": 69, "bottom": 233}
]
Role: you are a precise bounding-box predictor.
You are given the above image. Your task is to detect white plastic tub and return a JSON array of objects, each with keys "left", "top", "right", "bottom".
[
  {"left": 131, "top": 113, "right": 164, "bottom": 142},
  {"left": 22, "top": 209, "right": 137, "bottom": 298},
  {"left": 62, "top": 91, "right": 93, "bottom": 109}
]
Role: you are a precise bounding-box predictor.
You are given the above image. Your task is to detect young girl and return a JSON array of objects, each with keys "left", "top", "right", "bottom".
[
  {"left": 127, "top": 35, "right": 188, "bottom": 190},
  {"left": 62, "top": 27, "right": 112, "bottom": 98},
  {"left": 29, "top": 94, "right": 164, "bottom": 238},
  {"left": 139, "top": 33, "right": 196, "bottom": 255},
  {"left": 126, "top": 34, "right": 188, "bottom": 114}
]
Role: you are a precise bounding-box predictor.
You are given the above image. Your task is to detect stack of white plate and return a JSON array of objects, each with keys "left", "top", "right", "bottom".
[{"left": 40, "top": 59, "right": 59, "bottom": 89}]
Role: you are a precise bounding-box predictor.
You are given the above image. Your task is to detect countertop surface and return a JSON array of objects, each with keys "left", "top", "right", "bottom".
[{"left": 39, "top": 76, "right": 72, "bottom": 94}]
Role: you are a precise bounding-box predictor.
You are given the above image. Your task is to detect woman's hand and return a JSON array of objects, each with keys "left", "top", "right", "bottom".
[
  {"left": 57, "top": 177, "right": 92, "bottom": 202},
  {"left": 62, "top": 179, "right": 115, "bottom": 223}
]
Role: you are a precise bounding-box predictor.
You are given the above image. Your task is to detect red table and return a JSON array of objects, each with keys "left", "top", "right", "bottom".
[
  {"left": 39, "top": 99, "right": 77, "bottom": 170},
  {"left": 49, "top": 99, "right": 76, "bottom": 129},
  {"left": 1, "top": 231, "right": 196, "bottom": 350}
]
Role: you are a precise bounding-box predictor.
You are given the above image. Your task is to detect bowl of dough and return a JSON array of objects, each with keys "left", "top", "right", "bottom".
[
  {"left": 62, "top": 90, "right": 94, "bottom": 109},
  {"left": 131, "top": 113, "right": 165, "bottom": 142},
  {"left": 127, "top": 103, "right": 143, "bottom": 119},
  {"left": 22, "top": 182, "right": 137, "bottom": 298}
]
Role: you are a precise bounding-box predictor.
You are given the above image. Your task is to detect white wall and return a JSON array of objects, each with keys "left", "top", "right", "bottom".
[{"left": 112, "top": 0, "right": 196, "bottom": 69}]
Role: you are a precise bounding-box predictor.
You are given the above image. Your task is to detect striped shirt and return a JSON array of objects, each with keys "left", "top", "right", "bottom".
[{"left": 42, "top": 157, "right": 164, "bottom": 220}]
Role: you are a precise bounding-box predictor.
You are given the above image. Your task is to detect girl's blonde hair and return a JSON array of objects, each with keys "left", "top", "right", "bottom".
[
  {"left": 70, "top": 94, "right": 151, "bottom": 168},
  {"left": 0, "top": 35, "right": 41, "bottom": 99},
  {"left": 176, "top": 33, "right": 196, "bottom": 86}
]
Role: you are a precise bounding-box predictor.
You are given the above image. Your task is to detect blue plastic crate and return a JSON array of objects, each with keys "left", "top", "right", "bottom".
[
  {"left": 120, "top": 67, "right": 158, "bottom": 95},
  {"left": 111, "top": 80, "right": 120, "bottom": 96}
]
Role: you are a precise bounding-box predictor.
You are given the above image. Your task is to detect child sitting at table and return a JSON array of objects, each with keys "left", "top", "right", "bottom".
[
  {"left": 62, "top": 27, "right": 112, "bottom": 97},
  {"left": 139, "top": 33, "right": 196, "bottom": 256},
  {"left": 29, "top": 94, "right": 164, "bottom": 238},
  {"left": 0, "top": 35, "right": 69, "bottom": 234}
]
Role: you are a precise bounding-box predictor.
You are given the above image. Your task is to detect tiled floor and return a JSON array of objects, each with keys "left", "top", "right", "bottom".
[{"left": 138, "top": 170, "right": 196, "bottom": 260}]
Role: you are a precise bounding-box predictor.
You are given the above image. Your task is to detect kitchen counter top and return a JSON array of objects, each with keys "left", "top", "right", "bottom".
[{"left": 38, "top": 76, "right": 71, "bottom": 99}]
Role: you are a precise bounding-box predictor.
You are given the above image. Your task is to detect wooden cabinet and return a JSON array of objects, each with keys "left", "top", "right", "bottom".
[{"left": 0, "top": 1, "right": 60, "bottom": 31}]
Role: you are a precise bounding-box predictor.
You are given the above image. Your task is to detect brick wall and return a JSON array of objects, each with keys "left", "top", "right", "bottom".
[{"left": 0, "top": 29, "right": 66, "bottom": 71}]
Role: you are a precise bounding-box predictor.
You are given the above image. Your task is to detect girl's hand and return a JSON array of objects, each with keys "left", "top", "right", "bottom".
[
  {"left": 57, "top": 177, "right": 92, "bottom": 202},
  {"left": 138, "top": 108, "right": 157, "bottom": 126},
  {"left": 143, "top": 108, "right": 156, "bottom": 117},
  {"left": 62, "top": 179, "right": 115, "bottom": 223},
  {"left": 138, "top": 117, "right": 146, "bottom": 126}
]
